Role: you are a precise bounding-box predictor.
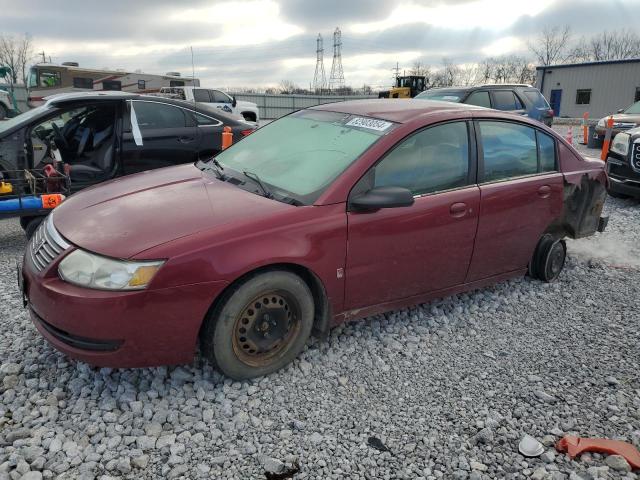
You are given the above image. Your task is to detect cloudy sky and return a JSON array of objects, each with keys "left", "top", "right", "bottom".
[{"left": 1, "top": 0, "right": 639, "bottom": 90}]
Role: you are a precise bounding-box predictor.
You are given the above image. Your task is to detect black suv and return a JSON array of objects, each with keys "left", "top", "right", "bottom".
[
  {"left": 607, "top": 128, "right": 640, "bottom": 198},
  {"left": 415, "top": 85, "right": 554, "bottom": 126}
]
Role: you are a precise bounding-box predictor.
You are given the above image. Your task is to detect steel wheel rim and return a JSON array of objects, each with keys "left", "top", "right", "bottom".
[
  {"left": 232, "top": 290, "right": 301, "bottom": 367},
  {"left": 547, "top": 242, "right": 565, "bottom": 278}
]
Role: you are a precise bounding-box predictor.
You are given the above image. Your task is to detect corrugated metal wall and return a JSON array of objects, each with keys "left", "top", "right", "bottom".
[
  {"left": 535, "top": 62, "right": 640, "bottom": 119},
  {"left": 230, "top": 93, "right": 377, "bottom": 120}
]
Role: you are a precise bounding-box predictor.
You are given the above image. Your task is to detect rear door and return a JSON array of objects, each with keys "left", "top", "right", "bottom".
[
  {"left": 345, "top": 121, "right": 480, "bottom": 309},
  {"left": 465, "top": 120, "right": 563, "bottom": 282},
  {"left": 210, "top": 90, "right": 235, "bottom": 115},
  {"left": 121, "top": 100, "right": 199, "bottom": 174}
]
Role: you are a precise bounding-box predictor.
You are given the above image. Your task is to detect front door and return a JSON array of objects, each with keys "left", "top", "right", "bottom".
[
  {"left": 549, "top": 89, "right": 562, "bottom": 116},
  {"left": 466, "top": 120, "right": 563, "bottom": 282},
  {"left": 121, "top": 100, "right": 199, "bottom": 175},
  {"left": 345, "top": 121, "right": 480, "bottom": 309}
]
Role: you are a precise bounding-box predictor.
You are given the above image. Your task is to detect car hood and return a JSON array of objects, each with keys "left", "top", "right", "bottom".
[
  {"left": 236, "top": 100, "right": 257, "bottom": 110},
  {"left": 605, "top": 113, "right": 640, "bottom": 126},
  {"left": 53, "top": 163, "right": 291, "bottom": 259}
]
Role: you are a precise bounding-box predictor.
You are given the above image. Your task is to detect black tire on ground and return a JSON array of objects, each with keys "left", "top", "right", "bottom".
[
  {"left": 24, "top": 216, "right": 45, "bottom": 240},
  {"left": 529, "top": 234, "right": 566, "bottom": 283},
  {"left": 607, "top": 188, "right": 630, "bottom": 199},
  {"left": 0, "top": 104, "right": 7, "bottom": 121},
  {"left": 200, "top": 270, "right": 314, "bottom": 379}
]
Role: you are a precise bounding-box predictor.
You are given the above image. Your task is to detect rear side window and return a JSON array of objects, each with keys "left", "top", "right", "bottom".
[
  {"left": 479, "top": 121, "right": 537, "bottom": 182},
  {"left": 193, "top": 89, "right": 211, "bottom": 102},
  {"left": 523, "top": 90, "right": 550, "bottom": 109},
  {"left": 466, "top": 91, "right": 491, "bottom": 108},
  {"left": 132, "top": 102, "right": 188, "bottom": 129},
  {"left": 374, "top": 122, "right": 470, "bottom": 196},
  {"left": 73, "top": 77, "right": 93, "bottom": 89},
  {"left": 537, "top": 131, "right": 556, "bottom": 172},
  {"left": 492, "top": 91, "right": 518, "bottom": 110}
]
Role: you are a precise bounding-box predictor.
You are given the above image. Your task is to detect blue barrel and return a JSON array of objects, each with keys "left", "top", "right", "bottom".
[{"left": 0, "top": 196, "right": 42, "bottom": 212}]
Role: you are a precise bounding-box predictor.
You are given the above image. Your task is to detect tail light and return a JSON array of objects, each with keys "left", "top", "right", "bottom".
[{"left": 240, "top": 129, "right": 255, "bottom": 137}]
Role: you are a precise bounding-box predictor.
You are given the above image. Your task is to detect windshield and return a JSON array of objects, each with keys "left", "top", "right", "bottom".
[
  {"left": 0, "top": 105, "right": 52, "bottom": 135},
  {"left": 210, "top": 110, "right": 395, "bottom": 204},
  {"left": 624, "top": 101, "right": 640, "bottom": 114},
  {"left": 415, "top": 90, "right": 464, "bottom": 102}
]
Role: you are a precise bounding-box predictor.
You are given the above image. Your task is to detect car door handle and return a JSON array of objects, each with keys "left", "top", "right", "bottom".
[
  {"left": 449, "top": 202, "right": 468, "bottom": 218},
  {"left": 537, "top": 185, "right": 552, "bottom": 198},
  {"left": 178, "top": 136, "right": 195, "bottom": 143}
]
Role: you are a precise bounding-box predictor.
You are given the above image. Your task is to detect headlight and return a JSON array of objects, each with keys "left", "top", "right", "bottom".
[
  {"left": 611, "top": 133, "right": 630, "bottom": 156},
  {"left": 59, "top": 250, "right": 164, "bottom": 290}
]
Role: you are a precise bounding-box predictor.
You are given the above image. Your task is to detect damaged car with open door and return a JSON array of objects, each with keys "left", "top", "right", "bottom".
[
  {"left": 20, "top": 100, "right": 608, "bottom": 380},
  {"left": 0, "top": 92, "right": 254, "bottom": 236}
]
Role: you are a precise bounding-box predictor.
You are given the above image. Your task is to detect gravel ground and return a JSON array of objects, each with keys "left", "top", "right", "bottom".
[{"left": 1, "top": 192, "right": 639, "bottom": 480}]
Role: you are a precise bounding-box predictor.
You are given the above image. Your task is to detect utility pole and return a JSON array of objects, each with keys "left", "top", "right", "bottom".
[
  {"left": 312, "top": 34, "right": 326, "bottom": 94},
  {"left": 329, "top": 27, "right": 345, "bottom": 93}
]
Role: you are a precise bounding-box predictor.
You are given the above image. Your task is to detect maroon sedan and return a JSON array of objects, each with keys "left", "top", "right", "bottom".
[{"left": 20, "top": 100, "right": 608, "bottom": 379}]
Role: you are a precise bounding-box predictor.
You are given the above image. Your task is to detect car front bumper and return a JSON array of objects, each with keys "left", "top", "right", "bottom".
[
  {"left": 21, "top": 254, "right": 228, "bottom": 368},
  {"left": 606, "top": 158, "right": 640, "bottom": 198}
]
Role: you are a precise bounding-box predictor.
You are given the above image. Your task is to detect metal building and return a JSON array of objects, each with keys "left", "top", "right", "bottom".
[{"left": 535, "top": 59, "right": 640, "bottom": 119}]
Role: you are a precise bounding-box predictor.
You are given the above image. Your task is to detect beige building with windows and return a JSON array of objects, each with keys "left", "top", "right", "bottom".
[{"left": 535, "top": 59, "right": 640, "bottom": 119}]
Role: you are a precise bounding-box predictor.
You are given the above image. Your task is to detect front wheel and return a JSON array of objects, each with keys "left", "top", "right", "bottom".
[
  {"left": 200, "top": 271, "right": 314, "bottom": 379},
  {"left": 529, "top": 234, "right": 566, "bottom": 282}
]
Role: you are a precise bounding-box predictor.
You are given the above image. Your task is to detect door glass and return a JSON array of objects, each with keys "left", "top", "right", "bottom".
[
  {"left": 479, "top": 121, "right": 537, "bottom": 182},
  {"left": 211, "top": 90, "right": 231, "bottom": 103},
  {"left": 492, "top": 91, "right": 517, "bottom": 110},
  {"left": 537, "top": 131, "right": 556, "bottom": 172},
  {"left": 465, "top": 91, "right": 491, "bottom": 108},
  {"left": 195, "top": 112, "right": 219, "bottom": 125},
  {"left": 132, "top": 102, "right": 188, "bottom": 129},
  {"left": 374, "top": 122, "right": 469, "bottom": 195},
  {"left": 193, "top": 89, "right": 211, "bottom": 102},
  {"left": 514, "top": 94, "right": 525, "bottom": 110}
]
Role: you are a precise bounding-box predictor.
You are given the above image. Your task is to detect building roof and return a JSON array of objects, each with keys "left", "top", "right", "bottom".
[
  {"left": 536, "top": 58, "right": 640, "bottom": 70},
  {"left": 311, "top": 99, "right": 483, "bottom": 123}
]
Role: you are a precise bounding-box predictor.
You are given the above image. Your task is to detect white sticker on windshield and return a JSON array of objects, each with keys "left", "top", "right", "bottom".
[
  {"left": 442, "top": 95, "right": 460, "bottom": 100},
  {"left": 346, "top": 117, "right": 392, "bottom": 132}
]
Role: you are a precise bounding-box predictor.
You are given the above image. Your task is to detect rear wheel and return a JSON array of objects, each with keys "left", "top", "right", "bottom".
[
  {"left": 529, "top": 234, "right": 566, "bottom": 282},
  {"left": 200, "top": 271, "right": 314, "bottom": 379}
]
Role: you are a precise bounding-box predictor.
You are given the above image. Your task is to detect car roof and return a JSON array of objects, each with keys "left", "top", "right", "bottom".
[
  {"left": 425, "top": 84, "right": 535, "bottom": 93},
  {"left": 311, "top": 99, "right": 486, "bottom": 123}
]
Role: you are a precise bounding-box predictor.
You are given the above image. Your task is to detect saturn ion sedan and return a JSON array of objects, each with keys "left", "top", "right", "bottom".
[{"left": 20, "top": 100, "right": 608, "bottom": 379}]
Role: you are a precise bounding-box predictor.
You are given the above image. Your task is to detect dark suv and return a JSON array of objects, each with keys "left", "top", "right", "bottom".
[{"left": 415, "top": 85, "right": 554, "bottom": 126}]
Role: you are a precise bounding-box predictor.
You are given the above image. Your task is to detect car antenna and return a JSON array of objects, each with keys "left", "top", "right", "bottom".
[{"left": 190, "top": 46, "right": 197, "bottom": 141}]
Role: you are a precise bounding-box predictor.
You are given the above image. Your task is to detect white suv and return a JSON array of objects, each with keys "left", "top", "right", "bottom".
[
  {"left": 158, "top": 87, "right": 259, "bottom": 124},
  {"left": 0, "top": 90, "right": 12, "bottom": 120}
]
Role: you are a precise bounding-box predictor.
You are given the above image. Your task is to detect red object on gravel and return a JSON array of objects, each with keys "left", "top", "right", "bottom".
[{"left": 556, "top": 435, "right": 640, "bottom": 470}]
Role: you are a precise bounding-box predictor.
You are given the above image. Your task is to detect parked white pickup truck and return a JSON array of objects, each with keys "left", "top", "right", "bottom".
[{"left": 158, "top": 86, "right": 259, "bottom": 123}]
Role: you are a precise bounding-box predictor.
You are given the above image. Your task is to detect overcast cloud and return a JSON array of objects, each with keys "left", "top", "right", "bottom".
[{"left": 1, "top": 0, "right": 639, "bottom": 89}]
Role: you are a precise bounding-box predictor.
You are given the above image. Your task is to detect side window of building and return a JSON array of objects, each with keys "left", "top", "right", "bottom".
[
  {"left": 492, "top": 91, "right": 517, "bottom": 110},
  {"left": 373, "top": 122, "right": 470, "bottom": 196},
  {"left": 537, "top": 130, "right": 557, "bottom": 172},
  {"left": 73, "top": 77, "right": 94, "bottom": 89},
  {"left": 138, "top": 80, "right": 146, "bottom": 90},
  {"left": 479, "top": 121, "right": 538, "bottom": 182},
  {"left": 466, "top": 91, "right": 491, "bottom": 108},
  {"left": 132, "top": 102, "right": 188, "bottom": 130},
  {"left": 193, "top": 89, "right": 212, "bottom": 102},
  {"left": 102, "top": 80, "right": 121, "bottom": 91},
  {"left": 576, "top": 89, "right": 591, "bottom": 105}
]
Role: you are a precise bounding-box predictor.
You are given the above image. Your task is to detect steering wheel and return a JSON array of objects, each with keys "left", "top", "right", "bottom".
[{"left": 51, "top": 123, "right": 70, "bottom": 150}]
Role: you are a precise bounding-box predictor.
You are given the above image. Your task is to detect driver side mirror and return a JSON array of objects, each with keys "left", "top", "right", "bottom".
[
  {"left": 232, "top": 96, "right": 237, "bottom": 108},
  {"left": 349, "top": 186, "right": 414, "bottom": 212}
]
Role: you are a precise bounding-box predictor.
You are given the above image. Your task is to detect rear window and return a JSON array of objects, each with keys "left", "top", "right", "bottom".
[
  {"left": 492, "top": 91, "right": 518, "bottom": 111},
  {"left": 523, "top": 90, "right": 550, "bottom": 109},
  {"left": 415, "top": 90, "right": 464, "bottom": 102}
]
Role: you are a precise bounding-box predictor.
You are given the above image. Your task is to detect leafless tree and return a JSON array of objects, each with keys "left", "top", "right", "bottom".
[
  {"left": 0, "top": 34, "right": 34, "bottom": 89},
  {"left": 278, "top": 79, "right": 298, "bottom": 94},
  {"left": 527, "top": 25, "right": 571, "bottom": 66}
]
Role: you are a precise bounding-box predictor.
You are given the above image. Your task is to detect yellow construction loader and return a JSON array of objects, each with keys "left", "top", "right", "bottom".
[{"left": 378, "top": 75, "right": 426, "bottom": 99}]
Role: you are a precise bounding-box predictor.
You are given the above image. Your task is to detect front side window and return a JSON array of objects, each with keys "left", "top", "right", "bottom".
[
  {"left": 212, "top": 110, "right": 394, "bottom": 203},
  {"left": 193, "top": 89, "right": 211, "bottom": 102},
  {"left": 131, "top": 102, "right": 188, "bottom": 129},
  {"left": 479, "top": 121, "right": 537, "bottom": 182},
  {"left": 211, "top": 90, "right": 231, "bottom": 103},
  {"left": 73, "top": 77, "right": 94, "bottom": 89},
  {"left": 576, "top": 89, "right": 591, "bottom": 105},
  {"left": 492, "top": 91, "right": 517, "bottom": 110},
  {"left": 373, "top": 122, "right": 469, "bottom": 196},
  {"left": 465, "top": 91, "right": 491, "bottom": 108},
  {"left": 39, "top": 70, "right": 61, "bottom": 88}
]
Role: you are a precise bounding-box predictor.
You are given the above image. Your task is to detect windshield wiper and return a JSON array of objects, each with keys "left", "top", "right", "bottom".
[
  {"left": 242, "top": 170, "right": 273, "bottom": 199},
  {"left": 198, "top": 157, "right": 225, "bottom": 179}
]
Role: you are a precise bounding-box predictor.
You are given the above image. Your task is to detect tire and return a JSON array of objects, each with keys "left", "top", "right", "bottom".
[
  {"left": 200, "top": 271, "right": 314, "bottom": 379},
  {"left": 529, "top": 234, "right": 566, "bottom": 283},
  {"left": 24, "top": 216, "right": 45, "bottom": 240}
]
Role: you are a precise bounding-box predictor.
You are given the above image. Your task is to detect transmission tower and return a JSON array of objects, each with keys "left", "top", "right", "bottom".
[
  {"left": 312, "top": 34, "right": 326, "bottom": 93},
  {"left": 329, "top": 27, "right": 345, "bottom": 92}
]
